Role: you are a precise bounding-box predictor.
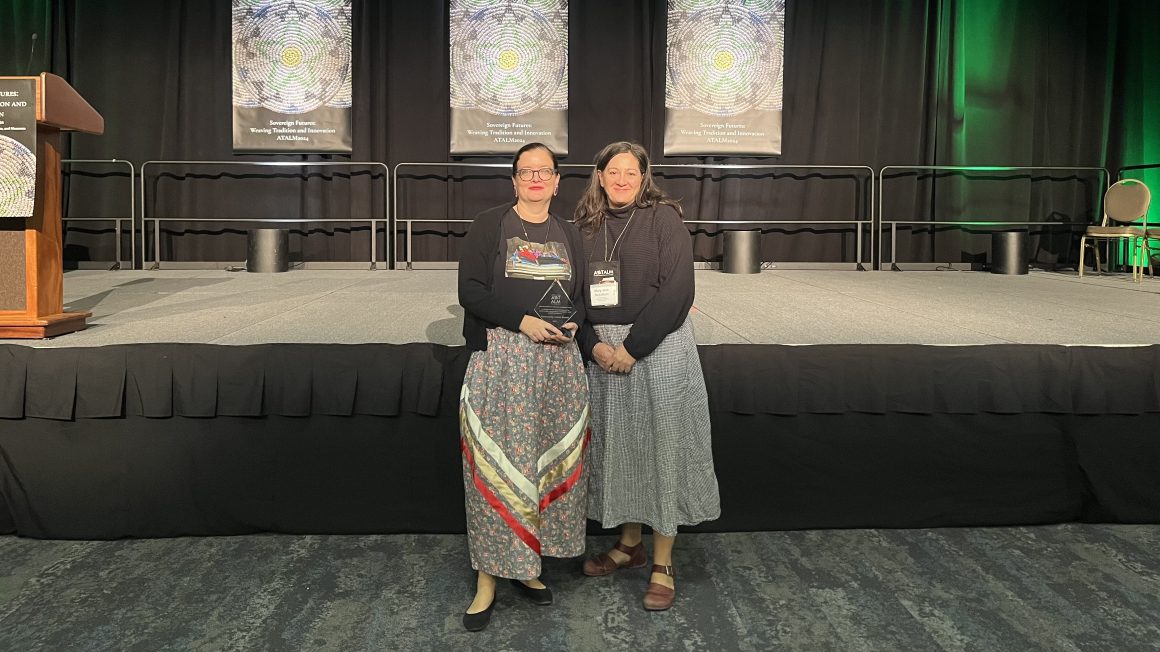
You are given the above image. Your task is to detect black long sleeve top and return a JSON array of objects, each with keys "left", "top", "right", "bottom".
[
  {"left": 577, "top": 203, "right": 695, "bottom": 360},
  {"left": 458, "top": 203, "right": 589, "bottom": 352}
]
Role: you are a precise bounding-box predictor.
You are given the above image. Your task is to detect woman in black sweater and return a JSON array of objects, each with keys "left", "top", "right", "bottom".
[
  {"left": 456, "top": 143, "right": 590, "bottom": 632},
  {"left": 575, "top": 141, "right": 720, "bottom": 612}
]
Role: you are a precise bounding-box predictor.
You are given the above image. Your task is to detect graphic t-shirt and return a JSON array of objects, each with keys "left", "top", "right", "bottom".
[
  {"left": 505, "top": 233, "right": 572, "bottom": 281},
  {"left": 491, "top": 208, "right": 576, "bottom": 314}
]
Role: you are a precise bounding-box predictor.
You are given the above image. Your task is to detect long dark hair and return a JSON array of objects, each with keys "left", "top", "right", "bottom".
[
  {"left": 511, "top": 142, "right": 558, "bottom": 177},
  {"left": 573, "top": 141, "right": 681, "bottom": 235}
]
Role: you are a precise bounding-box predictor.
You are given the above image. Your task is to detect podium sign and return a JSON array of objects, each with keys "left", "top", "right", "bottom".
[
  {"left": 0, "top": 78, "right": 37, "bottom": 218},
  {"left": 0, "top": 73, "right": 103, "bottom": 338}
]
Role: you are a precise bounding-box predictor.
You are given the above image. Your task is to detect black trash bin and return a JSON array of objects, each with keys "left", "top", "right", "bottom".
[
  {"left": 991, "top": 229, "right": 1028, "bottom": 275},
  {"left": 247, "top": 228, "right": 289, "bottom": 273},
  {"left": 723, "top": 230, "right": 761, "bottom": 274}
]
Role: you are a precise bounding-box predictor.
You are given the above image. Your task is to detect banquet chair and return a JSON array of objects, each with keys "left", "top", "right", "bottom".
[{"left": 1078, "top": 179, "right": 1154, "bottom": 282}]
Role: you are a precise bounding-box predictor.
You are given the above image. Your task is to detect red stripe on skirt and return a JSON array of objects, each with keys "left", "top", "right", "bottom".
[
  {"left": 540, "top": 429, "right": 591, "bottom": 512},
  {"left": 461, "top": 436, "right": 542, "bottom": 555}
]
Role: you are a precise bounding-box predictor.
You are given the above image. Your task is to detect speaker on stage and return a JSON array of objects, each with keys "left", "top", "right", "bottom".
[
  {"left": 991, "top": 229, "right": 1029, "bottom": 275},
  {"left": 247, "top": 228, "right": 289, "bottom": 273},
  {"left": 723, "top": 229, "right": 762, "bottom": 274}
]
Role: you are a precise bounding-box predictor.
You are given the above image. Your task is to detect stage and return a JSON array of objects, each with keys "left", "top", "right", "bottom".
[
  {"left": 10, "top": 268, "right": 1160, "bottom": 347},
  {"left": 2, "top": 269, "right": 1159, "bottom": 540}
]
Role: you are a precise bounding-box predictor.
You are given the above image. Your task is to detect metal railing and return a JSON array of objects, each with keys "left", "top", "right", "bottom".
[
  {"left": 392, "top": 162, "right": 875, "bottom": 269},
  {"left": 652, "top": 164, "right": 875, "bottom": 269},
  {"left": 49, "top": 159, "right": 1121, "bottom": 271},
  {"left": 878, "top": 165, "right": 1110, "bottom": 268},
  {"left": 1116, "top": 163, "right": 1160, "bottom": 275},
  {"left": 391, "top": 162, "right": 592, "bottom": 269},
  {"left": 1118, "top": 163, "right": 1160, "bottom": 180},
  {"left": 61, "top": 159, "right": 136, "bottom": 269},
  {"left": 140, "top": 160, "right": 390, "bottom": 268}
]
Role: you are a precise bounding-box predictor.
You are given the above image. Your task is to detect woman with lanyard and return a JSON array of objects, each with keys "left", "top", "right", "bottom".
[
  {"left": 574, "top": 141, "right": 720, "bottom": 611},
  {"left": 457, "top": 142, "right": 590, "bottom": 631}
]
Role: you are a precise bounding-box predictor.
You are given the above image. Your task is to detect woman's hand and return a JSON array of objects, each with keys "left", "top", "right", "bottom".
[
  {"left": 519, "top": 315, "right": 566, "bottom": 344},
  {"left": 592, "top": 342, "right": 615, "bottom": 372},
  {"left": 560, "top": 322, "right": 578, "bottom": 341},
  {"left": 609, "top": 344, "right": 636, "bottom": 374},
  {"left": 546, "top": 321, "right": 577, "bottom": 344}
]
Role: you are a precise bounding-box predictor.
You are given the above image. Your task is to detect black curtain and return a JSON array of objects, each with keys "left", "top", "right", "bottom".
[{"left": 1, "top": 0, "right": 1148, "bottom": 267}]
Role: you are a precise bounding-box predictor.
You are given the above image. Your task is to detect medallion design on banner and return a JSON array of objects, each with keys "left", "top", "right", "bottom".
[
  {"left": 0, "top": 137, "right": 36, "bottom": 218},
  {"left": 664, "top": 0, "right": 787, "bottom": 155},
  {"left": 233, "top": 0, "right": 352, "bottom": 114},
  {"left": 232, "top": 0, "right": 353, "bottom": 152},
  {"left": 449, "top": 0, "right": 569, "bottom": 155},
  {"left": 450, "top": 3, "right": 567, "bottom": 117},
  {"left": 0, "top": 77, "right": 37, "bottom": 218}
]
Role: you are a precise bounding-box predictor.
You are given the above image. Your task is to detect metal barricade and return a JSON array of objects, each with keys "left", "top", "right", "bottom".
[
  {"left": 61, "top": 159, "right": 136, "bottom": 269},
  {"left": 1118, "top": 163, "right": 1160, "bottom": 181},
  {"left": 651, "top": 164, "right": 875, "bottom": 270},
  {"left": 392, "top": 162, "right": 875, "bottom": 270},
  {"left": 391, "top": 162, "right": 591, "bottom": 269},
  {"left": 140, "top": 160, "right": 389, "bottom": 269},
  {"left": 1116, "top": 163, "right": 1160, "bottom": 275},
  {"left": 878, "top": 165, "right": 1109, "bottom": 270}
]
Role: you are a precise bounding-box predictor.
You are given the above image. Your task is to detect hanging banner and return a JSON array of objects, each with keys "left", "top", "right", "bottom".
[
  {"left": 664, "top": 0, "right": 786, "bottom": 156},
  {"left": 450, "top": 0, "right": 569, "bottom": 155},
  {"left": 0, "top": 78, "right": 38, "bottom": 218},
  {"left": 232, "top": 0, "right": 353, "bottom": 153}
]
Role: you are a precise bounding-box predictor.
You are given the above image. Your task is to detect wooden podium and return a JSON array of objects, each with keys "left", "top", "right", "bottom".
[{"left": 0, "top": 73, "right": 103, "bottom": 338}]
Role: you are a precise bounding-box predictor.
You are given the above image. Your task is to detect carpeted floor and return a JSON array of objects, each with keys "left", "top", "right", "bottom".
[
  {"left": 8, "top": 268, "right": 1160, "bottom": 348},
  {"left": 2, "top": 526, "right": 1159, "bottom": 651}
]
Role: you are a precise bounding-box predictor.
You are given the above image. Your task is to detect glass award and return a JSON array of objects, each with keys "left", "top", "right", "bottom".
[{"left": 535, "top": 280, "right": 576, "bottom": 330}]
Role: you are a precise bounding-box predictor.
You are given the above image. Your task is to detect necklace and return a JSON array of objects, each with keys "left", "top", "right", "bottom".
[
  {"left": 513, "top": 205, "right": 551, "bottom": 243},
  {"left": 603, "top": 208, "right": 637, "bottom": 261}
]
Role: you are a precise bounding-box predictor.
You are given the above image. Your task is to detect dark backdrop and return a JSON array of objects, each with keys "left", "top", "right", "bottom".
[{"left": 2, "top": 0, "right": 1155, "bottom": 267}]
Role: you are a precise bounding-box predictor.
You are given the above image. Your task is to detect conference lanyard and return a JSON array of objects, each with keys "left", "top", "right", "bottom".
[{"left": 589, "top": 209, "right": 635, "bottom": 308}]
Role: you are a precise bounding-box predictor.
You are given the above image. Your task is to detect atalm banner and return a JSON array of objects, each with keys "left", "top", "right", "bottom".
[
  {"left": 450, "top": 0, "right": 569, "bottom": 155},
  {"left": 664, "top": 0, "right": 786, "bottom": 156},
  {"left": 232, "top": 0, "right": 353, "bottom": 153},
  {"left": 0, "top": 78, "right": 37, "bottom": 218}
]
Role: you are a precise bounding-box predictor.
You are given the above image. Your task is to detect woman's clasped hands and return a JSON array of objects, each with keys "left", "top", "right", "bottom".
[{"left": 592, "top": 341, "right": 636, "bottom": 374}]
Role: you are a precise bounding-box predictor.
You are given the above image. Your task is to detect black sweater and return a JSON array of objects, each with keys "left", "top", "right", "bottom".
[
  {"left": 459, "top": 203, "right": 589, "bottom": 352},
  {"left": 576, "top": 203, "right": 695, "bottom": 360}
]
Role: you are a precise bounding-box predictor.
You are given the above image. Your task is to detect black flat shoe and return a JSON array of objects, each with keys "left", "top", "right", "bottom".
[
  {"left": 509, "top": 578, "right": 553, "bottom": 605},
  {"left": 462, "top": 597, "right": 495, "bottom": 632}
]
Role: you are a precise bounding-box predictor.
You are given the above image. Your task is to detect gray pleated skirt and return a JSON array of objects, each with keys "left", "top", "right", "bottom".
[{"left": 586, "top": 318, "right": 721, "bottom": 536}]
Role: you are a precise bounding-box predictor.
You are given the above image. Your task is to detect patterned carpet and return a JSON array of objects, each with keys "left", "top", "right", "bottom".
[{"left": 2, "top": 526, "right": 1159, "bottom": 651}]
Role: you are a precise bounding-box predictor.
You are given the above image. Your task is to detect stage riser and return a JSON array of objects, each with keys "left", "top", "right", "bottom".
[
  {"left": 2, "top": 412, "right": 1158, "bottom": 539},
  {"left": 1, "top": 342, "right": 1158, "bottom": 539}
]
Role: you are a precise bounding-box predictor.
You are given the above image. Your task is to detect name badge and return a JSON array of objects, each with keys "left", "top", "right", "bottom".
[{"left": 589, "top": 261, "right": 621, "bottom": 307}]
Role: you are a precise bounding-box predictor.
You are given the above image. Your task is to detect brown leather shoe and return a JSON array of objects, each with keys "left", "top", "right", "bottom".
[
  {"left": 582, "top": 541, "right": 647, "bottom": 576},
  {"left": 643, "top": 564, "right": 675, "bottom": 611}
]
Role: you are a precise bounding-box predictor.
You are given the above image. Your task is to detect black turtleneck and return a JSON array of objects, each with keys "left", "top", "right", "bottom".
[{"left": 578, "top": 203, "right": 694, "bottom": 360}]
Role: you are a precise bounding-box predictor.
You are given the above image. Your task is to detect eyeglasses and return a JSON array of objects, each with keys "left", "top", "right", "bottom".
[{"left": 516, "top": 167, "right": 558, "bottom": 181}]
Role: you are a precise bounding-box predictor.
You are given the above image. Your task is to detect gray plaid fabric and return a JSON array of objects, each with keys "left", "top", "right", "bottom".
[{"left": 586, "top": 318, "right": 721, "bottom": 536}]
